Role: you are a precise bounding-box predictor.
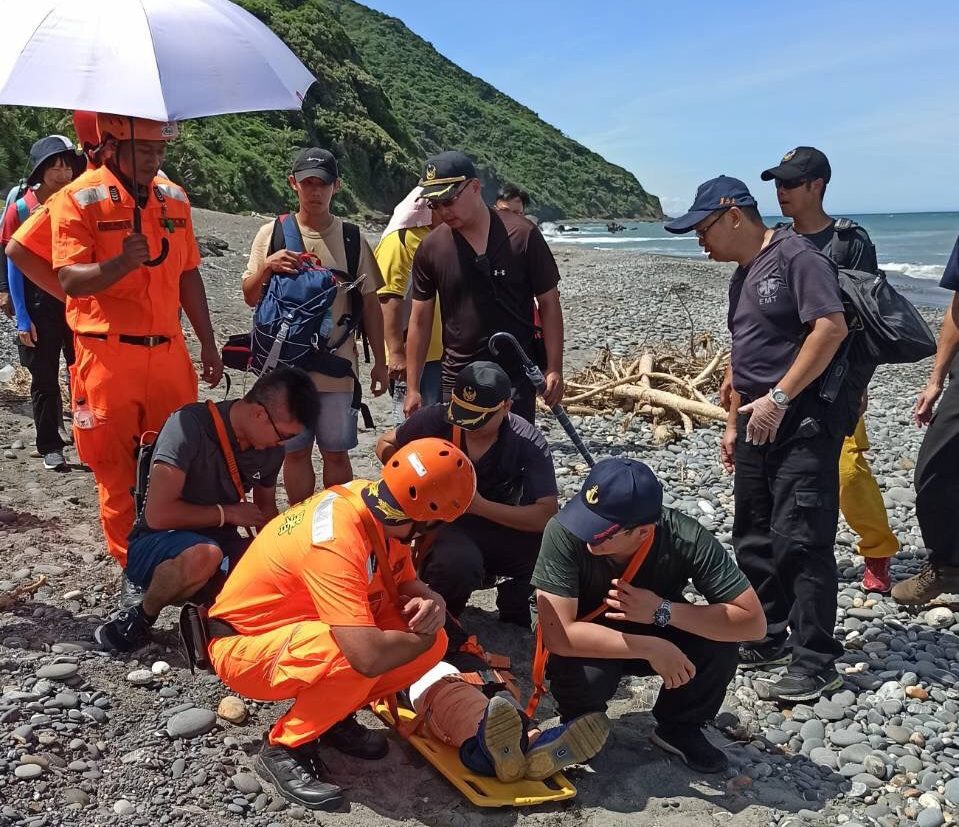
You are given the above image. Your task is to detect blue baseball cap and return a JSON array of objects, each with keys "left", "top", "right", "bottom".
[
  {"left": 664, "top": 175, "right": 757, "bottom": 234},
  {"left": 556, "top": 458, "right": 663, "bottom": 544}
]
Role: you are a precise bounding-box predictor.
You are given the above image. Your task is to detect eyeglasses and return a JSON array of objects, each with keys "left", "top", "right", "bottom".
[
  {"left": 426, "top": 182, "right": 468, "bottom": 211},
  {"left": 775, "top": 178, "right": 809, "bottom": 191},
  {"left": 695, "top": 208, "right": 730, "bottom": 240},
  {"left": 258, "top": 402, "right": 298, "bottom": 442}
]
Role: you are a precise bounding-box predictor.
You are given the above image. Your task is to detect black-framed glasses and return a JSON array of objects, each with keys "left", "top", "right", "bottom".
[
  {"left": 695, "top": 208, "right": 730, "bottom": 240},
  {"left": 426, "top": 182, "right": 468, "bottom": 210},
  {"left": 775, "top": 178, "right": 809, "bottom": 191},
  {"left": 258, "top": 402, "right": 298, "bottom": 442}
]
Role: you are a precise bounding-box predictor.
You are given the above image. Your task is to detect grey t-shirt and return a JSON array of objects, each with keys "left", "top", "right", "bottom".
[
  {"left": 728, "top": 227, "right": 844, "bottom": 400},
  {"left": 132, "top": 400, "right": 283, "bottom": 545}
]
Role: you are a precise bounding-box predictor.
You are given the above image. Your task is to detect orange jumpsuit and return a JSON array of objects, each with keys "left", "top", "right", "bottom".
[
  {"left": 36, "top": 166, "right": 200, "bottom": 565},
  {"left": 208, "top": 480, "right": 446, "bottom": 748}
]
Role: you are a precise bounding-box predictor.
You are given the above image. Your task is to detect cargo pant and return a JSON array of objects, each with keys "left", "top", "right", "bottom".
[
  {"left": 839, "top": 417, "right": 898, "bottom": 559},
  {"left": 69, "top": 334, "right": 197, "bottom": 566},
  {"left": 209, "top": 607, "right": 447, "bottom": 748}
]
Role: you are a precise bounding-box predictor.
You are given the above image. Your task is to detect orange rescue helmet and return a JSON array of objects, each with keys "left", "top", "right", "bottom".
[
  {"left": 72, "top": 111, "right": 99, "bottom": 149},
  {"left": 379, "top": 438, "right": 476, "bottom": 523},
  {"left": 95, "top": 113, "right": 179, "bottom": 142}
]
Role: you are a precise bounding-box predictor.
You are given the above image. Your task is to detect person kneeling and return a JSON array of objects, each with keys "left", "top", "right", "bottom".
[
  {"left": 410, "top": 656, "right": 609, "bottom": 783},
  {"left": 94, "top": 367, "right": 316, "bottom": 652},
  {"left": 205, "top": 439, "right": 476, "bottom": 812},
  {"left": 533, "top": 458, "right": 766, "bottom": 774}
]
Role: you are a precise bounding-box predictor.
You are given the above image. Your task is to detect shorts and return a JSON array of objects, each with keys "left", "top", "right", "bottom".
[
  {"left": 284, "top": 390, "right": 358, "bottom": 454},
  {"left": 125, "top": 530, "right": 221, "bottom": 588}
]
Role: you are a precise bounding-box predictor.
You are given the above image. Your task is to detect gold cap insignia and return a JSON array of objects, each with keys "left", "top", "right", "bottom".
[
  {"left": 462, "top": 386, "right": 477, "bottom": 402},
  {"left": 585, "top": 485, "right": 600, "bottom": 505},
  {"left": 425, "top": 163, "right": 437, "bottom": 181},
  {"left": 782, "top": 149, "right": 796, "bottom": 162}
]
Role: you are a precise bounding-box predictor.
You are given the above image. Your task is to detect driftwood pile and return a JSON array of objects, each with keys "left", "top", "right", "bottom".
[{"left": 561, "top": 335, "right": 729, "bottom": 443}]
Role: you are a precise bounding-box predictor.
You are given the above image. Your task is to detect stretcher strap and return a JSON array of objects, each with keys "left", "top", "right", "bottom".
[{"left": 526, "top": 532, "right": 654, "bottom": 718}]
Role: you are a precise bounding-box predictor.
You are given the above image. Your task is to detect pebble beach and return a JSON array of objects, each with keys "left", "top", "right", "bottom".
[{"left": 0, "top": 209, "right": 954, "bottom": 827}]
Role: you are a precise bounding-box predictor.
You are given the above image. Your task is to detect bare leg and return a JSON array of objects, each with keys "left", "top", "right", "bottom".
[
  {"left": 141, "top": 543, "right": 222, "bottom": 617},
  {"left": 283, "top": 447, "right": 317, "bottom": 505},
  {"left": 320, "top": 450, "right": 353, "bottom": 489}
]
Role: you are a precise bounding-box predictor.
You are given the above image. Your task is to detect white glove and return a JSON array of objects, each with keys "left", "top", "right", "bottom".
[{"left": 739, "top": 392, "right": 788, "bottom": 445}]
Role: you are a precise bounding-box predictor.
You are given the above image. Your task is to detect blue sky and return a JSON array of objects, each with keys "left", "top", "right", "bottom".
[{"left": 360, "top": 1, "right": 958, "bottom": 215}]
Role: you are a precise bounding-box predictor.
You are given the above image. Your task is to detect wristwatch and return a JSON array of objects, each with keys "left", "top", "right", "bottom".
[
  {"left": 653, "top": 600, "right": 672, "bottom": 628},
  {"left": 769, "top": 387, "right": 790, "bottom": 409}
]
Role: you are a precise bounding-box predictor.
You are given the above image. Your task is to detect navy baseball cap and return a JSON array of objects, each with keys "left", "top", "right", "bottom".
[
  {"left": 446, "top": 361, "right": 512, "bottom": 430},
  {"left": 556, "top": 458, "right": 663, "bottom": 544},
  {"left": 292, "top": 147, "right": 338, "bottom": 184},
  {"left": 664, "top": 175, "right": 758, "bottom": 234}
]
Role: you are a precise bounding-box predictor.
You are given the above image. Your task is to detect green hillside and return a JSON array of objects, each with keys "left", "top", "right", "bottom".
[{"left": 0, "top": 0, "right": 661, "bottom": 221}]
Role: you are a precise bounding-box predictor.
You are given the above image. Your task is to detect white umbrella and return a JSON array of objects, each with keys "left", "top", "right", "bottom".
[{"left": 0, "top": 0, "right": 315, "bottom": 119}]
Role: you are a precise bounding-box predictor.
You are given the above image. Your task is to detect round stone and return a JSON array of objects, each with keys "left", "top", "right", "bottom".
[
  {"left": 113, "top": 799, "right": 134, "bottom": 816},
  {"left": 830, "top": 729, "right": 868, "bottom": 747},
  {"left": 126, "top": 669, "right": 153, "bottom": 686},
  {"left": 35, "top": 663, "right": 78, "bottom": 681},
  {"left": 800, "top": 719, "right": 825, "bottom": 742},
  {"left": 925, "top": 607, "right": 955, "bottom": 628},
  {"left": 944, "top": 777, "right": 959, "bottom": 806},
  {"left": 885, "top": 725, "right": 911, "bottom": 744},
  {"left": 14, "top": 764, "right": 42, "bottom": 779},
  {"left": 151, "top": 661, "right": 171, "bottom": 676},
  {"left": 917, "top": 807, "right": 945, "bottom": 827},
  {"left": 231, "top": 772, "right": 261, "bottom": 795},
  {"left": 217, "top": 696, "right": 248, "bottom": 725},
  {"left": 166, "top": 707, "right": 216, "bottom": 739}
]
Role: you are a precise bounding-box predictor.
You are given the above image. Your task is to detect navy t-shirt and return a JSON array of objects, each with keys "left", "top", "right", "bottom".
[
  {"left": 941, "top": 234, "right": 959, "bottom": 292},
  {"left": 394, "top": 404, "right": 557, "bottom": 505},
  {"left": 728, "top": 228, "right": 844, "bottom": 400}
]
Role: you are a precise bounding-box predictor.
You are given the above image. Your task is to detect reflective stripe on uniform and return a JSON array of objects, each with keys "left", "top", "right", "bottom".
[
  {"left": 73, "top": 185, "right": 109, "bottom": 208},
  {"left": 155, "top": 183, "right": 188, "bottom": 203}
]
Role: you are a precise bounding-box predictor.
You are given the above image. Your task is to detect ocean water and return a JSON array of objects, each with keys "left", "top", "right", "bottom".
[{"left": 541, "top": 212, "right": 959, "bottom": 282}]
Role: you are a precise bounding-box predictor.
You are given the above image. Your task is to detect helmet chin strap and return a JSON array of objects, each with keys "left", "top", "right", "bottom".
[{"left": 398, "top": 521, "right": 433, "bottom": 544}]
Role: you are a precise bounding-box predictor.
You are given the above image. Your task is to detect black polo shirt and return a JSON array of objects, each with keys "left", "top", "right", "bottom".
[
  {"left": 393, "top": 403, "right": 558, "bottom": 505},
  {"left": 410, "top": 209, "right": 560, "bottom": 387}
]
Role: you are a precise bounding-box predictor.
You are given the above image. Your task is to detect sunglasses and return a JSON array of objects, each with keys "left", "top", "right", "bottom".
[
  {"left": 426, "top": 182, "right": 469, "bottom": 210},
  {"left": 775, "top": 178, "right": 810, "bottom": 190},
  {"left": 695, "top": 207, "right": 730, "bottom": 240}
]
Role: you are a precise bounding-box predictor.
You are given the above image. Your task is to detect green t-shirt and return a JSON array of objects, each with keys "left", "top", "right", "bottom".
[{"left": 531, "top": 508, "right": 749, "bottom": 625}]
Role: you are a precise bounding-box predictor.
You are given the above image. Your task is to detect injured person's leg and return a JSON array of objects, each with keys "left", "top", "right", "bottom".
[{"left": 409, "top": 661, "right": 610, "bottom": 782}]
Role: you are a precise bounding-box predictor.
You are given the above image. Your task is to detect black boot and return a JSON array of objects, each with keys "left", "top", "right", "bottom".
[
  {"left": 320, "top": 713, "right": 389, "bottom": 760},
  {"left": 254, "top": 739, "right": 343, "bottom": 811}
]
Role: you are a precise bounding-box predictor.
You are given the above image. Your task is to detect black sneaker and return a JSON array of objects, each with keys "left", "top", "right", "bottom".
[
  {"left": 649, "top": 724, "right": 728, "bottom": 774},
  {"left": 738, "top": 641, "right": 791, "bottom": 669},
  {"left": 254, "top": 739, "right": 343, "bottom": 811},
  {"left": 119, "top": 574, "right": 146, "bottom": 610},
  {"left": 319, "top": 713, "right": 388, "bottom": 760},
  {"left": 94, "top": 605, "right": 153, "bottom": 652},
  {"left": 754, "top": 669, "right": 843, "bottom": 703}
]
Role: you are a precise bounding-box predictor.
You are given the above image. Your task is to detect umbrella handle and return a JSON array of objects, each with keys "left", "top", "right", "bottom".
[
  {"left": 132, "top": 206, "right": 169, "bottom": 267},
  {"left": 488, "top": 331, "right": 546, "bottom": 394}
]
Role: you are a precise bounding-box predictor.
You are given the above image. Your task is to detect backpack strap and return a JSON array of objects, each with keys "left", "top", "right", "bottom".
[
  {"left": 342, "top": 221, "right": 361, "bottom": 281},
  {"left": 526, "top": 530, "right": 655, "bottom": 718},
  {"left": 14, "top": 197, "right": 31, "bottom": 225},
  {"left": 279, "top": 213, "right": 305, "bottom": 254},
  {"left": 830, "top": 218, "right": 860, "bottom": 270}
]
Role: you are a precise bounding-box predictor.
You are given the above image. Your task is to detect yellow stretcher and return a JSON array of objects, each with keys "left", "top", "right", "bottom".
[{"left": 373, "top": 701, "right": 577, "bottom": 808}]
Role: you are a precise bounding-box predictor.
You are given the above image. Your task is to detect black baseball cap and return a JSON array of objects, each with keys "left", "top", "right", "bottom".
[
  {"left": 418, "top": 151, "right": 476, "bottom": 201},
  {"left": 27, "top": 135, "right": 79, "bottom": 185},
  {"left": 291, "top": 147, "right": 338, "bottom": 184},
  {"left": 664, "top": 175, "right": 758, "bottom": 234},
  {"left": 446, "top": 361, "right": 512, "bottom": 430},
  {"left": 761, "top": 146, "right": 831, "bottom": 184},
  {"left": 556, "top": 458, "right": 663, "bottom": 544}
]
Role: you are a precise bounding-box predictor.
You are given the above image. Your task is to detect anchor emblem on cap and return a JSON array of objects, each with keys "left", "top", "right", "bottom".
[
  {"left": 425, "top": 163, "right": 437, "bottom": 181},
  {"left": 585, "top": 485, "right": 600, "bottom": 505},
  {"left": 463, "top": 386, "right": 477, "bottom": 402}
]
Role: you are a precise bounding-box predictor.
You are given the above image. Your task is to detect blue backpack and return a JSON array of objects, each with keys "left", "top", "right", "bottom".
[{"left": 250, "top": 214, "right": 348, "bottom": 376}]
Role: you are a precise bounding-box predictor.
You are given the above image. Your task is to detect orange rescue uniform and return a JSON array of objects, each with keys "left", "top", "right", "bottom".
[
  {"left": 40, "top": 165, "right": 200, "bottom": 565},
  {"left": 208, "top": 480, "right": 446, "bottom": 748}
]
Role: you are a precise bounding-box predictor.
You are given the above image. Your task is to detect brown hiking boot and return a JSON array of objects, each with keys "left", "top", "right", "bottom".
[{"left": 891, "top": 563, "right": 959, "bottom": 606}]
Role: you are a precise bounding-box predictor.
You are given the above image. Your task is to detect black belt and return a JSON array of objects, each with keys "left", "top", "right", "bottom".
[
  {"left": 208, "top": 618, "right": 239, "bottom": 639},
  {"left": 79, "top": 333, "right": 171, "bottom": 347}
]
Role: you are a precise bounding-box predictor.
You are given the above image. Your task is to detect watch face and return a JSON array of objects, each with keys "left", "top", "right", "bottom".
[{"left": 654, "top": 604, "right": 670, "bottom": 626}]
